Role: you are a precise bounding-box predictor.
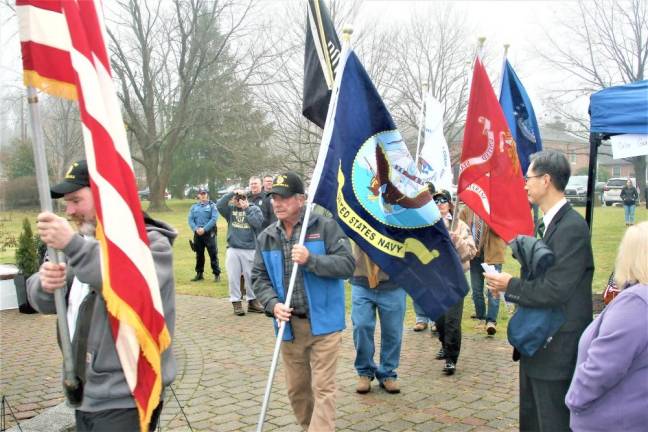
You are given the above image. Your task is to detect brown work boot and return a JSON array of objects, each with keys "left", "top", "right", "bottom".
[
  {"left": 380, "top": 378, "right": 400, "bottom": 394},
  {"left": 356, "top": 376, "right": 371, "bottom": 394},
  {"left": 232, "top": 301, "right": 245, "bottom": 316},
  {"left": 247, "top": 299, "right": 264, "bottom": 313}
]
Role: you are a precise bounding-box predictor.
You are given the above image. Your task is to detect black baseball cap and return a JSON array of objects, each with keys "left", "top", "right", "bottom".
[
  {"left": 268, "top": 172, "right": 304, "bottom": 198},
  {"left": 51, "top": 160, "right": 90, "bottom": 198},
  {"left": 433, "top": 189, "right": 452, "bottom": 203},
  {"left": 197, "top": 187, "right": 208, "bottom": 194}
]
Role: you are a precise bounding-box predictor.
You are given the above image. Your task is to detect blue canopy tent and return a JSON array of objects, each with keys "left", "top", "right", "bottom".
[{"left": 586, "top": 80, "right": 648, "bottom": 228}]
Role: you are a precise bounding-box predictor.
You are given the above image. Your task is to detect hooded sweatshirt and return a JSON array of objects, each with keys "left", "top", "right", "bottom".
[{"left": 27, "top": 216, "right": 177, "bottom": 412}]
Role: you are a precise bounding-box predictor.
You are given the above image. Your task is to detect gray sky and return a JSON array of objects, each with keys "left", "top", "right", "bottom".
[{"left": 0, "top": 0, "right": 583, "bottom": 146}]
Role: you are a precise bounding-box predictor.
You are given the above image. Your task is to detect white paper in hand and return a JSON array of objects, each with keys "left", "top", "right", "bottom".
[{"left": 481, "top": 263, "right": 508, "bottom": 306}]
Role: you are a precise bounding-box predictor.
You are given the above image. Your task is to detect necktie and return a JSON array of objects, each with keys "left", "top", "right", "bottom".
[
  {"left": 537, "top": 221, "right": 545, "bottom": 238},
  {"left": 473, "top": 214, "right": 484, "bottom": 248}
]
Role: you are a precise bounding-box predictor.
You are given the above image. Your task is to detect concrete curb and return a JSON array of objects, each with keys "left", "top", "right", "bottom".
[{"left": 7, "top": 402, "right": 74, "bottom": 432}]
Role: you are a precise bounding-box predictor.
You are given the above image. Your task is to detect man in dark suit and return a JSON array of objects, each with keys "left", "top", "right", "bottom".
[{"left": 485, "top": 150, "right": 594, "bottom": 432}]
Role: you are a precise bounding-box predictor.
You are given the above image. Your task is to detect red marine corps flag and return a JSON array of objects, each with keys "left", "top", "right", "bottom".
[
  {"left": 16, "top": 1, "right": 170, "bottom": 430},
  {"left": 458, "top": 58, "right": 533, "bottom": 242}
]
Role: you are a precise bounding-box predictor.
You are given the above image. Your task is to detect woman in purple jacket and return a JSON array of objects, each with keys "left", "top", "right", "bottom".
[{"left": 565, "top": 221, "right": 648, "bottom": 431}]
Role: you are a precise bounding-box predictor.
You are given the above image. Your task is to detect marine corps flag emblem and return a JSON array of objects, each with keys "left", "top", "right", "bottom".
[{"left": 303, "top": 0, "right": 342, "bottom": 128}]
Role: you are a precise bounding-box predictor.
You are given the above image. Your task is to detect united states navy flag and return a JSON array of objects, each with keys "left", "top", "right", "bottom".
[
  {"left": 312, "top": 50, "right": 469, "bottom": 320},
  {"left": 499, "top": 60, "right": 542, "bottom": 173}
]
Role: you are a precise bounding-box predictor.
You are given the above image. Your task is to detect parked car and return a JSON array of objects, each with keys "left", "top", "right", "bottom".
[
  {"left": 603, "top": 177, "right": 638, "bottom": 206},
  {"left": 565, "top": 175, "right": 589, "bottom": 205},
  {"left": 138, "top": 188, "right": 171, "bottom": 200}
]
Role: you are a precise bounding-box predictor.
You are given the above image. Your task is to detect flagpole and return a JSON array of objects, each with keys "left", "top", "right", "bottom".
[
  {"left": 414, "top": 83, "right": 428, "bottom": 166},
  {"left": 496, "top": 44, "right": 509, "bottom": 99},
  {"left": 256, "top": 26, "right": 353, "bottom": 432},
  {"left": 25, "top": 86, "right": 80, "bottom": 402}
]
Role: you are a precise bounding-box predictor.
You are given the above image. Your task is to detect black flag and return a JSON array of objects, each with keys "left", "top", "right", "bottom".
[{"left": 303, "top": 0, "right": 341, "bottom": 129}]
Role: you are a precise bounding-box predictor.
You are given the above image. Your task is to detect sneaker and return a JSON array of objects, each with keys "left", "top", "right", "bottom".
[
  {"left": 486, "top": 321, "right": 497, "bottom": 335},
  {"left": 380, "top": 378, "right": 400, "bottom": 394},
  {"left": 232, "top": 301, "right": 245, "bottom": 316},
  {"left": 470, "top": 314, "right": 482, "bottom": 320},
  {"left": 356, "top": 376, "right": 371, "bottom": 394},
  {"left": 430, "top": 322, "right": 437, "bottom": 333},
  {"left": 412, "top": 322, "right": 428, "bottom": 332},
  {"left": 214, "top": 274, "right": 221, "bottom": 282},
  {"left": 191, "top": 273, "right": 204, "bottom": 281},
  {"left": 435, "top": 348, "right": 447, "bottom": 360},
  {"left": 247, "top": 299, "right": 264, "bottom": 313},
  {"left": 443, "top": 360, "right": 456, "bottom": 375}
]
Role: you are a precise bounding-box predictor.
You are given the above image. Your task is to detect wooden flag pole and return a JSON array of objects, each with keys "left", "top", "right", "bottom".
[{"left": 25, "top": 86, "right": 80, "bottom": 403}]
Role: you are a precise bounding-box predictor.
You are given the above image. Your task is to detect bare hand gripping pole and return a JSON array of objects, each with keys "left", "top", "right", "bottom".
[
  {"left": 26, "top": 87, "right": 80, "bottom": 405},
  {"left": 256, "top": 26, "right": 353, "bottom": 432}
]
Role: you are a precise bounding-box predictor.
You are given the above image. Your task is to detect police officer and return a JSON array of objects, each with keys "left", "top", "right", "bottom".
[{"left": 188, "top": 188, "right": 221, "bottom": 281}]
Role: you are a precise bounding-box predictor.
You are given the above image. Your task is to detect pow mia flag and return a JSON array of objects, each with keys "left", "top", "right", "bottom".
[{"left": 303, "top": 0, "right": 341, "bottom": 129}]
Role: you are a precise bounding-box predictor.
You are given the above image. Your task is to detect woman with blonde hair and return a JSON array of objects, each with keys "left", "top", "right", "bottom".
[{"left": 565, "top": 221, "right": 648, "bottom": 431}]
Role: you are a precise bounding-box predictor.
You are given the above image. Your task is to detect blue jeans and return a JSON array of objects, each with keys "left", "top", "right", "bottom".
[
  {"left": 413, "top": 299, "right": 433, "bottom": 324},
  {"left": 470, "top": 255, "right": 501, "bottom": 323},
  {"left": 624, "top": 204, "right": 636, "bottom": 224},
  {"left": 351, "top": 284, "right": 406, "bottom": 381}
]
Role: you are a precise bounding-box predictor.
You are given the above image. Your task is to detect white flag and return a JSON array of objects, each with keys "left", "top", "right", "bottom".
[{"left": 418, "top": 93, "right": 453, "bottom": 192}]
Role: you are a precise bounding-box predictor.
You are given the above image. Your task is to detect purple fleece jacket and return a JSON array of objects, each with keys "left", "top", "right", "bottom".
[{"left": 565, "top": 283, "right": 648, "bottom": 432}]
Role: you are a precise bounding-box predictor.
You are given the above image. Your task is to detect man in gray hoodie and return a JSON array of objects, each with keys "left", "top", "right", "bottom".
[{"left": 27, "top": 160, "right": 176, "bottom": 431}]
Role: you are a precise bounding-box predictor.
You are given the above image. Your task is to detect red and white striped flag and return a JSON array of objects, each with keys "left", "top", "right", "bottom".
[{"left": 16, "top": 1, "right": 170, "bottom": 430}]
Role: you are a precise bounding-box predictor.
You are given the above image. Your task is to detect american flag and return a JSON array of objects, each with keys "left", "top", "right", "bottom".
[{"left": 16, "top": 1, "right": 170, "bottom": 430}]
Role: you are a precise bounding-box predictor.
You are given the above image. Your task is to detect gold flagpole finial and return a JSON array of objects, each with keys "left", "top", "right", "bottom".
[
  {"left": 422, "top": 82, "right": 429, "bottom": 94},
  {"left": 478, "top": 37, "right": 486, "bottom": 49},
  {"left": 342, "top": 26, "right": 353, "bottom": 42},
  {"left": 504, "top": 44, "right": 510, "bottom": 56}
]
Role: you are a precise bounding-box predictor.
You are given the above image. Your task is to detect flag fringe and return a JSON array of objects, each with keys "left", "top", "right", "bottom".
[
  {"left": 96, "top": 221, "right": 170, "bottom": 432},
  {"left": 23, "top": 70, "right": 77, "bottom": 100}
]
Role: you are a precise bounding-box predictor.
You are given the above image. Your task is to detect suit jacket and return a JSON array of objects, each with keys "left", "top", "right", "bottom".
[{"left": 505, "top": 202, "right": 594, "bottom": 380}]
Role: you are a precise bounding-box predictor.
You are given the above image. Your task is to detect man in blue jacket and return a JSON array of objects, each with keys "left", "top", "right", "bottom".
[
  {"left": 187, "top": 188, "right": 220, "bottom": 282},
  {"left": 252, "top": 172, "right": 354, "bottom": 431}
]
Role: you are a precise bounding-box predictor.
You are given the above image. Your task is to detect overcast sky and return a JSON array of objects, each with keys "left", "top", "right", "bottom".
[{"left": 0, "top": 0, "right": 583, "bottom": 143}]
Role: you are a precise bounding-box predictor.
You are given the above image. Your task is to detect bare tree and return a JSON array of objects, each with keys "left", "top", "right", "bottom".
[
  {"left": 540, "top": 0, "right": 647, "bottom": 192},
  {"left": 381, "top": 5, "right": 473, "bottom": 163},
  {"left": 107, "top": 0, "right": 257, "bottom": 210},
  {"left": 252, "top": 1, "right": 364, "bottom": 177},
  {"left": 40, "top": 99, "right": 84, "bottom": 180}
]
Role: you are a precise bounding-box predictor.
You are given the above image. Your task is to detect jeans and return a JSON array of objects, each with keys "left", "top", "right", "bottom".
[
  {"left": 351, "top": 284, "right": 406, "bottom": 381},
  {"left": 470, "top": 255, "right": 501, "bottom": 323},
  {"left": 413, "top": 299, "right": 432, "bottom": 324},
  {"left": 624, "top": 204, "right": 636, "bottom": 224}
]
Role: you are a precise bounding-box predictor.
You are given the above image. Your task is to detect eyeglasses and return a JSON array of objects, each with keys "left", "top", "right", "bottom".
[
  {"left": 524, "top": 174, "right": 544, "bottom": 183},
  {"left": 434, "top": 197, "right": 449, "bottom": 205}
]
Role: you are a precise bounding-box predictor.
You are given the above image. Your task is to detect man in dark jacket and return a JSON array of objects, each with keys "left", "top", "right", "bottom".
[
  {"left": 248, "top": 175, "right": 276, "bottom": 230},
  {"left": 485, "top": 150, "right": 593, "bottom": 432},
  {"left": 252, "top": 172, "right": 354, "bottom": 431},
  {"left": 27, "top": 160, "right": 176, "bottom": 431}
]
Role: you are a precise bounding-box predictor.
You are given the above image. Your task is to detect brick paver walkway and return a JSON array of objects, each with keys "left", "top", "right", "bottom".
[{"left": 1, "top": 295, "right": 519, "bottom": 431}]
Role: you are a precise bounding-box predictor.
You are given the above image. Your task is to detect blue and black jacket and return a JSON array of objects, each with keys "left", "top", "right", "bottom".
[{"left": 251, "top": 213, "right": 354, "bottom": 340}]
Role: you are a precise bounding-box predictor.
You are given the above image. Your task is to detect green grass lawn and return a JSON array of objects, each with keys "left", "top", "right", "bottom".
[{"left": 2, "top": 200, "right": 646, "bottom": 338}]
